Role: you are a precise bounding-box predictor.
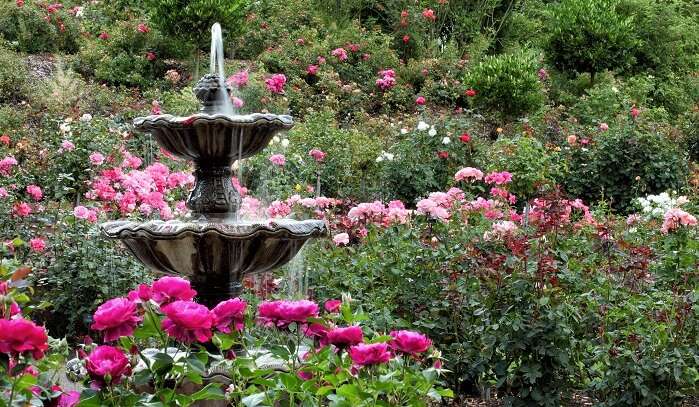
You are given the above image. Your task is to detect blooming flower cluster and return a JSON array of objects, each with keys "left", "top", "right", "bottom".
[
  {"left": 376, "top": 69, "right": 397, "bottom": 91},
  {"left": 86, "top": 158, "right": 194, "bottom": 219},
  {"left": 265, "top": 74, "right": 287, "bottom": 94}
]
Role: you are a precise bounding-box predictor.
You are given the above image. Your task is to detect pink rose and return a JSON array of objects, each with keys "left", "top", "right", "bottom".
[
  {"left": 389, "top": 330, "right": 432, "bottom": 355},
  {"left": 484, "top": 171, "right": 513, "bottom": 185},
  {"left": 332, "top": 233, "right": 349, "bottom": 246},
  {"left": 26, "top": 185, "right": 43, "bottom": 201},
  {"left": 89, "top": 152, "right": 105, "bottom": 166},
  {"left": 307, "top": 64, "right": 318, "bottom": 75},
  {"left": 308, "top": 148, "right": 326, "bottom": 162},
  {"left": 91, "top": 297, "right": 142, "bottom": 342},
  {"left": 415, "top": 96, "right": 426, "bottom": 106},
  {"left": 60, "top": 140, "right": 75, "bottom": 151},
  {"left": 86, "top": 346, "right": 131, "bottom": 387},
  {"left": 422, "top": 8, "right": 436, "bottom": 21},
  {"left": 98, "top": 32, "right": 110, "bottom": 40},
  {"left": 326, "top": 326, "right": 363, "bottom": 348},
  {"left": 265, "top": 74, "right": 287, "bottom": 94},
  {"left": 57, "top": 391, "right": 80, "bottom": 407},
  {"left": 348, "top": 343, "right": 391, "bottom": 366},
  {"left": 127, "top": 284, "right": 152, "bottom": 303},
  {"left": 331, "top": 48, "right": 348, "bottom": 61},
  {"left": 324, "top": 299, "right": 342, "bottom": 313},
  {"left": 161, "top": 300, "right": 214, "bottom": 343},
  {"left": 211, "top": 298, "right": 247, "bottom": 333},
  {"left": 232, "top": 96, "right": 244, "bottom": 109},
  {"left": 13, "top": 202, "right": 32, "bottom": 217},
  {"left": 226, "top": 70, "right": 249, "bottom": 88},
  {"left": 0, "top": 318, "right": 49, "bottom": 359},
  {"left": 269, "top": 154, "right": 286, "bottom": 166},
  {"left": 29, "top": 238, "right": 46, "bottom": 253},
  {"left": 151, "top": 276, "right": 197, "bottom": 305},
  {"left": 136, "top": 23, "right": 150, "bottom": 33},
  {"left": 257, "top": 300, "right": 319, "bottom": 328}
]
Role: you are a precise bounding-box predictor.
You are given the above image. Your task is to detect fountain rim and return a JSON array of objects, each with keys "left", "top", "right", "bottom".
[
  {"left": 133, "top": 112, "right": 294, "bottom": 131},
  {"left": 100, "top": 218, "right": 328, "bottom": 241}
]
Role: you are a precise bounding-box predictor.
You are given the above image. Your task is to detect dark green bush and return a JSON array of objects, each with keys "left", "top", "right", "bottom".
[
  {"left": 0, "top": 47, "right": 29, "bottom": 104},
  {"left": 33, "top": 218, "right": 150, "bottom": 339},
  {"left": 546, "top": 0, "right": 639, "bottom": 82},
  {"left": 76, "top": 20, "right": 170, "bottom": 87},
  {"left": 618, "top": 0, "right": 699, "bottom": 75},
  {"left": 562, "top": 123, "right": 689, "bottom": 212},
  {"left": 464, "top": 50, "right": 545, "bottom": 119},
  {"left": 145, "top": 0, "right": 249, "bottom": 56},
  {"left": 477, "top": 136, "right": 561, "bottom": 201},
  {"left": 245, "top": 110, "right": 383, "bottom": 201},
  {"left": 0, "top": 2, "right": 80, "bottom": 54}
]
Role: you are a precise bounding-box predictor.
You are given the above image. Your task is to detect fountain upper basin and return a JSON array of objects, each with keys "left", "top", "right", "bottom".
[{"left": 135, "top": 113, "right": 293, "bottom": 164}]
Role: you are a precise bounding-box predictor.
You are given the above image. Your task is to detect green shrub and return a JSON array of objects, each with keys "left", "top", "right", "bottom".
[
  {"left": 0, "top": 2, "right": 80, "bottom": 54},
  {"left": 382, "top": 117, "right": 480, "bottom": 205},
  {"left": 245, "top": 110, "right": 383, "bottom": 201},
  {"left": 477, "top": 136, "right": 561, "bottom": 201},
  {"left": 617, "top": 0, "right": 699, "bottom": 75},
  {"left": 76, "top": 20, "right": 170, "bottom": 87},
  {"left": 33, "top": 217, "right": 150, "bottom": 339},
  {"left": 0, "top": 47, "right": 29, "bottom": 104},
  {"left": 562, "top": 123, "right": 689, "bottom": 212},
  {"left": 546, "top": 0, "right": 639, "bottom": 82},
  {"left": 464, "top": 50, "right": 545, "bottom": 119},
  {"left": 145, "top": 0, "right": 248, "bottom": 58}
]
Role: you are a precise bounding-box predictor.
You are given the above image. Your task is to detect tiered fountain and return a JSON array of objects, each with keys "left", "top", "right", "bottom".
[{"left": 100, "top": 24, "right": 327, "bottom": 307}]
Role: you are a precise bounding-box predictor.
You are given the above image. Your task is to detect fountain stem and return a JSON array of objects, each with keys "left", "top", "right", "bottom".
[{"left": 187, "top": 165, "right": 241, "bottom": 217}]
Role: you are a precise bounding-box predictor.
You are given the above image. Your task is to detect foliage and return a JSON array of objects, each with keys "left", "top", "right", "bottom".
[
  {"left": 76, "top": 20, "right": 170, "bottom": 87},
  {"left": 464, "top": 50, "right": 545, "bottom": 119},
  {"left": 562, "top": 122, "right": 689, "bottom": 212},
  {"left": 545, "top": 0, "right": 639, "bottom": 81},
  {"left": 144, "top": 0, "right": 249, "bottom": 51},
  {"left": 0, "top": 1, "right": 80, "bottom": 54},
  {"left": 477, "top": 136, "right": 561, "bottom": 201},
  {"left": 0, "top": 46, "right": 29, "bottom": 104}
]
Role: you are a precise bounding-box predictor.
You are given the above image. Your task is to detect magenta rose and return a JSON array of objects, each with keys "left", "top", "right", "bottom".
[
  {"left": 304, "top": 322, "right": 330, "bottom": 342},
  {"left": 348, "top": 343, "right": 391, "bottom": 366},
  {"left": 326, "top": 326, "right": 363, "bottom": 348},
  {"left": 56, "top": 390, "right": 80, "bottom": 407},
  {"left": 151, "top": 276, "right": 196, "bottom": 305},
  {"left": 91, "top": 297, "right": 142, "bottom": 342},
  {"left": 211, "top": 298, "right": 247, "bottom": 333},
  {"left": 161, "top": 300, "right": 213, "bottom": 343},
  {"left": 0, "top": 318, "right": 48, "bottom": 359},
  {"left": 324, "top": 299, "right": 342, "bottom": 313},
  {"left": 389, "top": 330, "right": 432, "bottom": 355},
  {"left": 127, "top": 283, "right": 152, "bottom": 303},
  {"left": 257, "top": 300, "right": 319, "bottom": 328},
  {"left": 86, "top": 345, "right": 131, "bottom": 387}
]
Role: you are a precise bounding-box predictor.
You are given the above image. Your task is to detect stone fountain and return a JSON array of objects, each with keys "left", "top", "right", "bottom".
[{"left": 100, "top": 25, "right": 327, "bottom": 307}]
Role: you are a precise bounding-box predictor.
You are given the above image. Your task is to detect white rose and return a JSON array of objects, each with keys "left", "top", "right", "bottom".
[{"left": 441, "top": 137, "right": 451, "bottom": 145}]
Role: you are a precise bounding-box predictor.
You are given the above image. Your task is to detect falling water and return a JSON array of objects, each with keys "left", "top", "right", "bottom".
[
  {"left": 209, "top": 23, "right": 234, "bottom": 116},
  {"left": 284, "top": 245, "right": 308, "bottom": 298}
]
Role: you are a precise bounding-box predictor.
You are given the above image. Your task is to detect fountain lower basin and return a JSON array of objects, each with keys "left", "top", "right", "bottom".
[{"left": 101, "top": 218, "right": 326, "bottom": 306}]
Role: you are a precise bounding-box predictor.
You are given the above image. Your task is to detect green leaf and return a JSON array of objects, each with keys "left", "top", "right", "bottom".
[
  {"left": 150, "top": 352, "right": 174, "bottom": 375},
  {"left": 336, "top": 384, "right": 360, "bottom": 400},
  {"left": 77, "top": 389, "right": 102, "bottom": 407},
  {"left": 241, "top": 392, "right": 267, "bottom": 407},
  {"left": 189, "top": 383, "right": 225, "bottom": 401}
]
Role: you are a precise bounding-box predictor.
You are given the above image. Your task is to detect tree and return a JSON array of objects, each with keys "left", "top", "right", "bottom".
[
  {"left": 545, "top": 0, "right": 639, "bottom": 83},
  {"left": 144, "top": 0, "right": 249, "bottom": 74}
]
